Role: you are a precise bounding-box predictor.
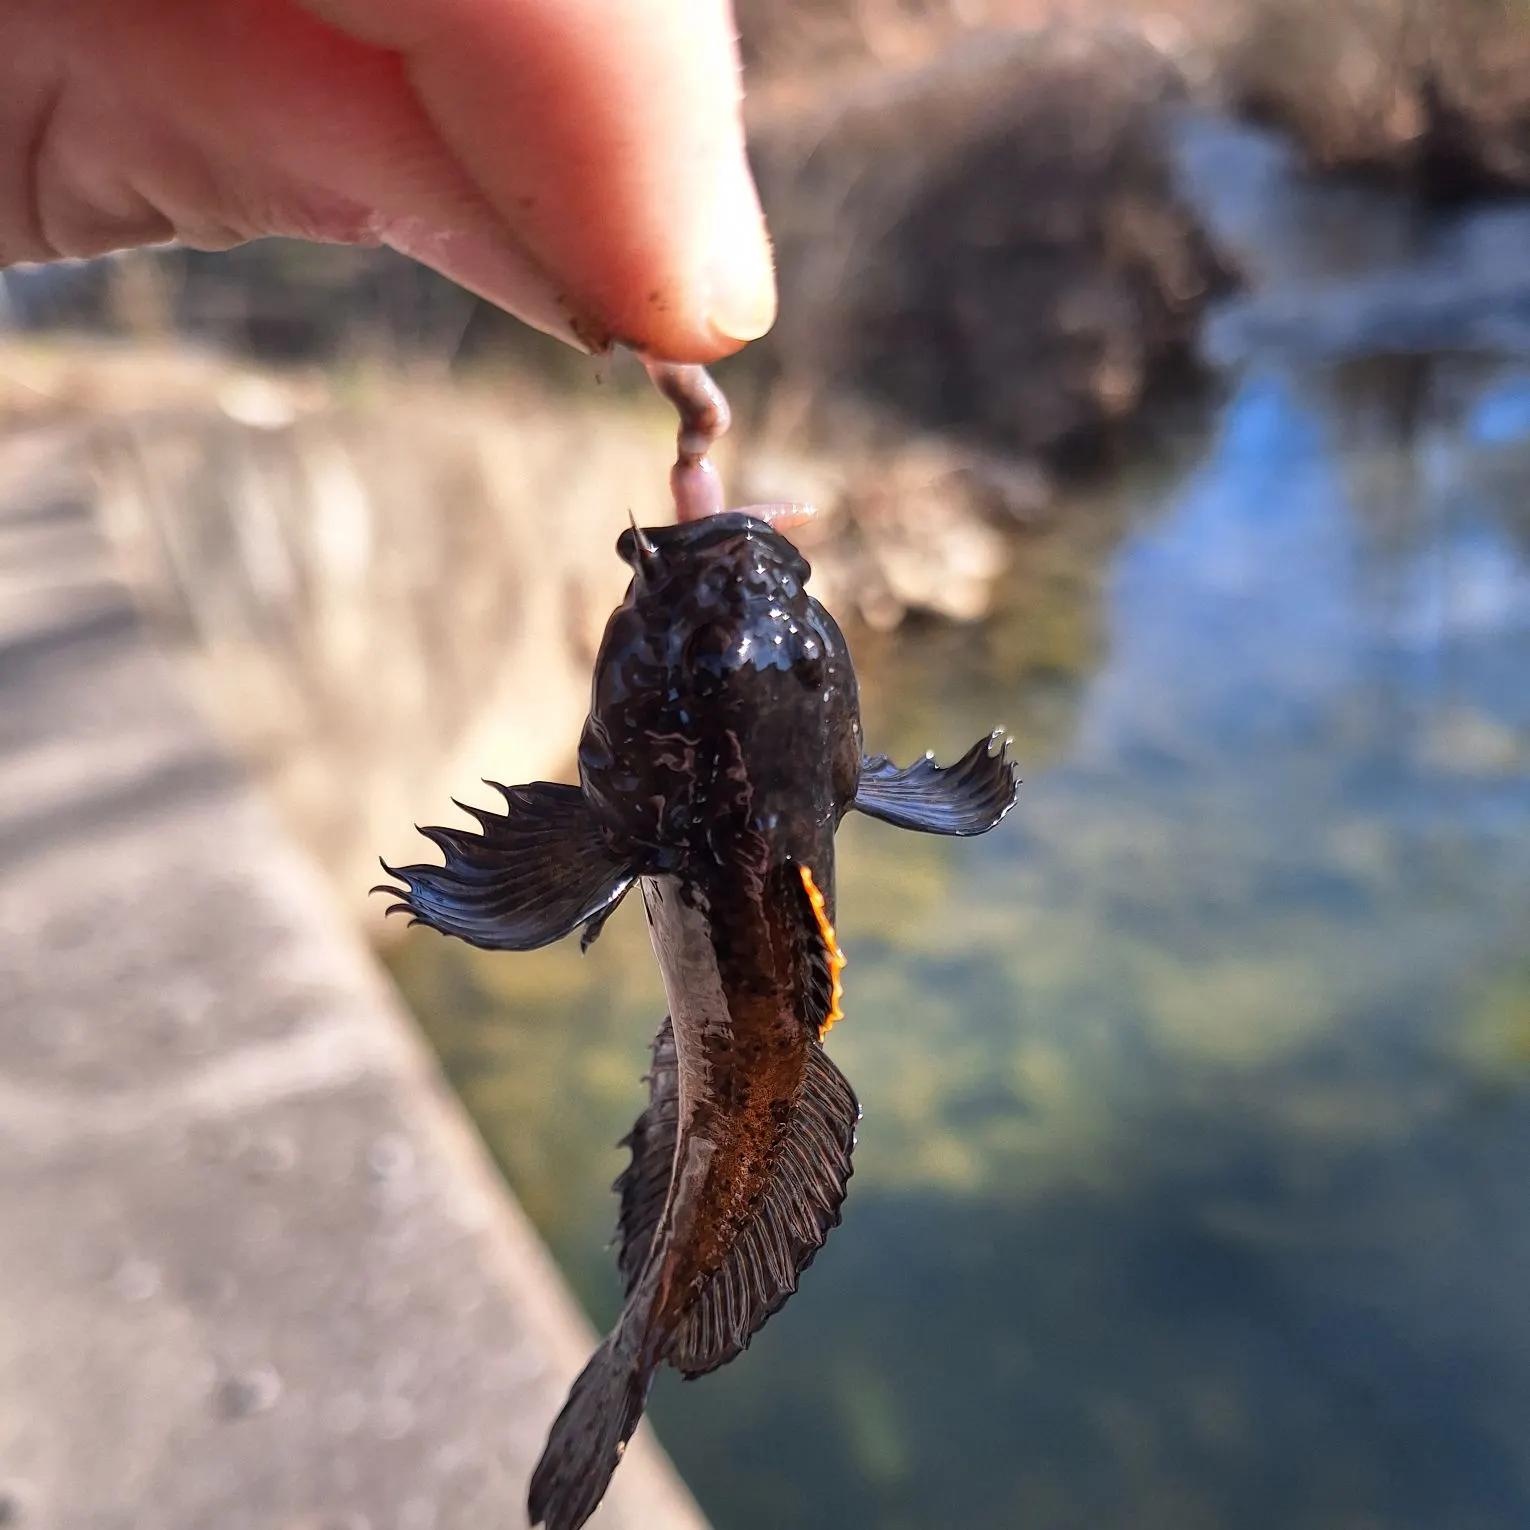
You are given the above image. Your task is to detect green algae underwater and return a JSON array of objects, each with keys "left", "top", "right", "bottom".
[{"left": 387, "top": 359, "right": 1530, "bottom": 1530}]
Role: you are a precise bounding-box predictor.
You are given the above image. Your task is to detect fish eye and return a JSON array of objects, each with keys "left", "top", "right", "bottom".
[{"left": 682, "top": 621, "right": 733, "bottom": 672}]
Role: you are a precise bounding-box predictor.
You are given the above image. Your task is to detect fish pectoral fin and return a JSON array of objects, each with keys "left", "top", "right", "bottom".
[
  {"left": 667, "top": 1044, "right": 861, "bottom": 1380},
  {"left": 853, "top": 730, "right": 1019, "bottom": 836},
  {"left": 613, "top": 1017, "right": 680, "bottom": 1298},
  {"left": 374, "top": 781, "right": 634, "bottom": 952}
]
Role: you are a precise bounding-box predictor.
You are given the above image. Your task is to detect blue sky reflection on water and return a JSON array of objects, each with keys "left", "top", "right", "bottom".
[{"left": 391, "top": 362, "right": 1530, "bottom": 1530}]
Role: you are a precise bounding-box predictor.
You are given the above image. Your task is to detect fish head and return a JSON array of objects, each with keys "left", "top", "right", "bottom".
[{"left": 579, "top": 512, "right": 862, "bottom": 881}]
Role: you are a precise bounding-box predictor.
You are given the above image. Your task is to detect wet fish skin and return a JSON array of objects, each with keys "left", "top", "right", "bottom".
[
  {"left": 376, "top": 512, "right": 1019, "bottom": 1530},
  {"left": 578, "top": 512, "right": 863, "bottom": 875}
]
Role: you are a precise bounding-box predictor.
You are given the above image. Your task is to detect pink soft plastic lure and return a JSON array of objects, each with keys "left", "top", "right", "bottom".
[{"left": 642, "top": 358, "right": 816, "bottom": 532}]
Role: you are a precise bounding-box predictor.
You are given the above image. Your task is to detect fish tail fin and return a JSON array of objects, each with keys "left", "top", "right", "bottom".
[{"left": 527, "top": 1330, "right": 654, "bottom": 1530}]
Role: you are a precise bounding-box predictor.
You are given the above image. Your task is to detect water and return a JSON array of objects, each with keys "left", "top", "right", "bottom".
[{"left": 386, "top": 347, "right": 1530, "bottom": 1530}]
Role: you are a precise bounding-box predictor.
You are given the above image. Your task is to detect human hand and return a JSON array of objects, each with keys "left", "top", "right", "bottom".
[{"left": 1, "top": 0, "right": 776, "bottom": 362}]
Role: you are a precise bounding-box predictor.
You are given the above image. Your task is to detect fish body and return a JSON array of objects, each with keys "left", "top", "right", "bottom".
[{"left": 379, "top": 512, "right": 1019, "bottom": 1530}]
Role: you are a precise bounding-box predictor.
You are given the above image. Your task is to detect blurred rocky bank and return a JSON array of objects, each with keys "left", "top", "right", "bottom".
[{"left": 5, "top": 0, "right": 1528, "bottom": 925}]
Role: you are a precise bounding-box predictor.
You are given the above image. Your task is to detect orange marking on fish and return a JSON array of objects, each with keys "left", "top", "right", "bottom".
[{"left": 798, "top": 864, "right": 847, "bottom": 1037}]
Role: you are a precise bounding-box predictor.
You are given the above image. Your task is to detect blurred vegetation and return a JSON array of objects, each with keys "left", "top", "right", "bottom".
[
  {"left": 736, "top": 0, "right": 1530, "bottom": 200},
  {"left": 742, "top": 30, "right": 1228, "bottom": 469},
  {"left": 1223, "top": 0, "right": 1530, "bottom": 196}
]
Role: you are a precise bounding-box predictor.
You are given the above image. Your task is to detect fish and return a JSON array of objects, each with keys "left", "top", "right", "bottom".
[{"left": 377, "top": 511, "right": 1019, "bottom": 1530}]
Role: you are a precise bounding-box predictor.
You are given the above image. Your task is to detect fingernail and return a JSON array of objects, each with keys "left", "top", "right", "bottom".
[
  {"left": 377, "top": 217, "right": 600, "bottom": 353},
  {"left": 703, "top": 157, "right": 777, "bottom": 347}
]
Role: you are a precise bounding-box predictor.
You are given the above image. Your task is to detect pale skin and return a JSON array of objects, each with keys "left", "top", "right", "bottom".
[{"left": 0, "top": 0, "right": 777, "bottom": 363}]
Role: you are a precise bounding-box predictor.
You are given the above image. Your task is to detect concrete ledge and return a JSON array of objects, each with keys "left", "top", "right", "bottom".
[{"left": 0, "top": 432, "right": 707, "bottom": 1530}]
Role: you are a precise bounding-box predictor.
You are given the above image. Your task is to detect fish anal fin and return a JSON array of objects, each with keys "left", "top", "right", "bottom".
[
  {"left": 853, "top": 730, "right": 1020, "bottom": 836},
  {"left": 612, "top": 1018, "right": 680, "bottom": 1298},
  {"left": 373, "top": 782, "right": 634, "bottom": 952},
  {"left": 667, "top": 1043, "right": 860, "bottom": 1380}
]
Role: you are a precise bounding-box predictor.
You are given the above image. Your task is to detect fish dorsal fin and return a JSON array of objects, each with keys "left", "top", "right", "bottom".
[
  {"left": 613, "top": 1017, "right": 680, "bottom": 1298},
  {"left": 666, "top": 1042, "right": 860, "bottom": 1379},
  {"left": 797, "top": 865, "right": 847, "bottom": 1037},
  {"left": 854, "top": 730, "right": 1020, "bottom": 836},
  {"left": 374, "top": 782, "right": 634, "bottom": 952}
]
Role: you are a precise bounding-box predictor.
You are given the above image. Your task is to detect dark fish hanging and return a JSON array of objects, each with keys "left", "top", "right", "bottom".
[{"left": 377, "top": 511, "right": 1019, "bottom": 1530}]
